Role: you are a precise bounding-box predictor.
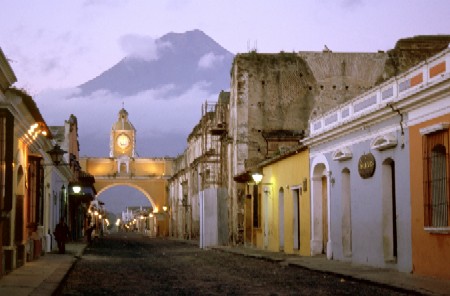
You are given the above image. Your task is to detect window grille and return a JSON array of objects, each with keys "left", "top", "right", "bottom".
[{"left": 423, "top": 129, "right": 450, "bottom": 228}]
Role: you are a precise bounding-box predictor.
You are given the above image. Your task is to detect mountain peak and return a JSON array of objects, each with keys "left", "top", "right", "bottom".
[
  {"left": 160, "top": 29, "right": 230, "bottom": 56},
  {"left": 78, "top": 30, "right": 234, "bottom": 97}
]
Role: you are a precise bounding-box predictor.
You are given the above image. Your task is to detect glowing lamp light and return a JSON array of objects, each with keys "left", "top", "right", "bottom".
[
  {"left": 163, "top": 206, "right": 168, "bottom": 212},
  {"left": 72, "top": 185, "right": 82, "bottom": 194},
  {"left": 251, "top": 172, "right": 263, "bottom": 184}
]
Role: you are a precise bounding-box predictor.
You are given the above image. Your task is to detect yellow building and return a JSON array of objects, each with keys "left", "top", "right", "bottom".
[{"left": 246, "top": 145, "right": 310, "bottom": 256}]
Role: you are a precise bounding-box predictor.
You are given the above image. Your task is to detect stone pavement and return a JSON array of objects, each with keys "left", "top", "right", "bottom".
[
  {"left": 211, "top": 245, "right": 450, "bottom": 296},
  {"left": 0, "top": 242, "right": 86, "bottom": 296},
  {"left": 1, "top": 238, "right": 449, "bottom": 295}
]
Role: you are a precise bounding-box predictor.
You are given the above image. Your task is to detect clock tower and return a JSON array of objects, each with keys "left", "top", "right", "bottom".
[{"left": 110, "top": 107, "right": 136, "bottom": 173}]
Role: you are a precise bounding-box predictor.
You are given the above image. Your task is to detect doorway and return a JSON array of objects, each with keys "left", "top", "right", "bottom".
[
  {"left": 263, "top": 187, "right": 270, "bottom": 249},
  {"left": 279, "top": 188, "right": 285, "bottom": 251},
  {"left": 293, "top": 189, "right": 300, "bottom": 250},
  {"left": 311, "top": 161, "right": 331, "bottom": 257},
  {"left": 322, "top": 176, "right": 328, "bottom": 254},
  {"left": 341, "top": 168, "right": 352, "bottom": 257},
  {"left": 382, "top": 159, "right": 397, "bottom": 262}
]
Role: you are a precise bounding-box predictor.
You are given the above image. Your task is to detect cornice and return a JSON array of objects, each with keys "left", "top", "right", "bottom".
[
  {"left": 0, "top": 48, "right": 17, "bottom": 90},
  {"left": 305, "top": 73, "right": 450, "bottom": 148}
]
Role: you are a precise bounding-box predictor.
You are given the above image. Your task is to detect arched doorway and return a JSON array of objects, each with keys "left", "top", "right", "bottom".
[
  {"left": 311, "top": 155, "right": 331, "bottom": 258},
  {"left": 382, "top": 158, "right": 397, "bottom": 262},
  {"left": 341, "top": 168, "right": 352, "bottom": 258}
]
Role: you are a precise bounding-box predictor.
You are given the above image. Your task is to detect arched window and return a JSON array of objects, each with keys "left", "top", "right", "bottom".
[
  {"left": 429, "top": 145, "right": 448, "bottom": 227},
  {"left": 423, "top": 127, "right": 450, "bottom": 229}
]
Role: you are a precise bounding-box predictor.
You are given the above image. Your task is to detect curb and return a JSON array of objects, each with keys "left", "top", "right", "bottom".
[{"left": 49, "top": 245, "right": 87, "bottom": 296}]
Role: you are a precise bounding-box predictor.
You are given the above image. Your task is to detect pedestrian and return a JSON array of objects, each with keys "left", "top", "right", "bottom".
[
  {"left": 54, "top": 217, "right": 70, "bottom": 254},
  {"left": 86, "top": 224, "right": 95, "bottom": 244}
]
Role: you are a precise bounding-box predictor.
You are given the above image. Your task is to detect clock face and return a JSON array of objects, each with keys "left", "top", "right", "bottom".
[{"left": 117, "top": 134, "right": 130, "bottom": 149}]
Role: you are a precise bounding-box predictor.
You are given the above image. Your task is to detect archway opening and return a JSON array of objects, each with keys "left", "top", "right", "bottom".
[{"left": 97, "top": 185, "right": 153, "bottom": 233}]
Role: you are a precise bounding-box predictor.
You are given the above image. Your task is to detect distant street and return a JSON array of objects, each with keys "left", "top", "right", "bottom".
[{"left": 57, "top": 233, "right": 414, "bottom": 296}]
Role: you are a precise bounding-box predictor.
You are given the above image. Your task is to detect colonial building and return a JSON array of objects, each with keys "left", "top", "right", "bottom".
[
  {"left": 304, "top": 44, "right": 450, "bottom": 275},
  {"left": 168, "top": 92, "right": 229, "bottom": 247},
  {"left": 253, "top": 145, "right": 311, "bottom": 256},
  {"left": 49, "top": 114, "right": 96, "bottom": 243},
  {"left": 226, "top": 36, "right": 450, "bottom": 245},
  {"left": 0, "top": 47, "right": 94, "bottom": 277},
  {"left": 406, "top": 48, "right": 450, "bottom": 279},
  {"left": 0, "top": 47, "right": 18, "bottom": 276},
  {"left": 304, "top": 68, "right": 413, "bottom": 271},
  {"left": 168, "top": 35, "right": 450, "bottom": 250}
]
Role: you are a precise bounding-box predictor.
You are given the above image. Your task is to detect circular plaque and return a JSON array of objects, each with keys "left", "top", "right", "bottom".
[{"left": 358, "top": 153, "right": 376, "bottom": 179}]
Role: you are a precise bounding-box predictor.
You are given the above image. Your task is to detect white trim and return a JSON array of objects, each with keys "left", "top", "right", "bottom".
[
  {"left": 332, "top": 147, "right": 352, "bottom": 161},
  {"left": 424, "top": 227, "right": 450, "bottom": 234},
  {"left": 370, "top": 133, "right": 398, "bottom": 151},
  {"left": 419, "top": 122, "right": 450, "bottom": 135},
  {"left": 408, "top": 96, "right": 450, "bottom": 127},
  {"left": 310, "top": 125, "right": 399, "bottom": 157}
]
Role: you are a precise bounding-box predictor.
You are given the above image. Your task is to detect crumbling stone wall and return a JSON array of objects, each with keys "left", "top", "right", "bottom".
[
  {"left": 385, "top": 35, "right": 450, "bottom": 79},
  {"left": 225, "top": 35, "right": 450, "bottom": 244}
]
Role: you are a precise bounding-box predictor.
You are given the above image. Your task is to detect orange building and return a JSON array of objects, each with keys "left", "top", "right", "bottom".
[{"left": 408, "top": 49, "right": 450, "bottom": 279}]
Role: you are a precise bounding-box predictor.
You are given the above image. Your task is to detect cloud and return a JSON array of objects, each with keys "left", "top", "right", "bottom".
[
  {"left": 340, "top": 0, "right": 364, "bottom": 9},
  {"left": 82, "top": 0, "right": 126, "bottom": 8},
  {"left": 119, "top": 34, "right": 171, "bottom": 62},
  {"left": 198, "top": 52, "right": 225, "bottom": 70}
]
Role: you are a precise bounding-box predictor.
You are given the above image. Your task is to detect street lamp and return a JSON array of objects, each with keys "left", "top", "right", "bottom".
[
  {"left": 251, "top": 172, "right": 263, "bottom": 184},
  {"left": 72, "top": 185, "right": 82, "bottom": 194},
  {"left": 46, "top": 144, "right": 67, "bottom": 166}
]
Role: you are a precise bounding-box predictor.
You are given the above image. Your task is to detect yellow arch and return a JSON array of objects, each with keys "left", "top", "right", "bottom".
[
  {"left": 96, "top": 182, "right": 156, "bottom": 206},
  {"left": 80, "top": 156, "right": 173, "bottom": 214}
]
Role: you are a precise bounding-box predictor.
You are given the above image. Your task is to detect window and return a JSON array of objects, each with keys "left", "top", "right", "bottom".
[
  {"left": 423, "top": 128, "right": 450, "bottom": 230},
  {"left": 0, "top": 109, "right": 13, "bottom": 213}
]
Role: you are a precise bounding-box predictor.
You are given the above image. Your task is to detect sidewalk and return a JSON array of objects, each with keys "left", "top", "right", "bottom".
[
  {"left": 0, "top": 242, "right": 87, "bottom": 296},
  {"left": 210, "top": 245, "right": 450, "bottom": 296}
]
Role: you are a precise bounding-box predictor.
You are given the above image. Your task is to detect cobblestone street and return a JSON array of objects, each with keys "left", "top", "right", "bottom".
[{"left": 57, "top": 233, "right": 416, "bottom": 296}]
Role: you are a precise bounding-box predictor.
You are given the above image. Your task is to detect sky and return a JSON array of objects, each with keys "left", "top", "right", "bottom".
[{"left": 2, "top": 0, "right": 450, "bottom": 213}]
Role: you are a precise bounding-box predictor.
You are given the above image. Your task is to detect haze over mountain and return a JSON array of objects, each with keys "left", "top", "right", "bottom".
[
  {"left": 78, "top": 29, "right": 234, "bottom": 98},
  {"left": 36, "top": 29, "right": 234, "bottom": 214},
  {"left": 37, "top": 29, "right": 234, "bottom": 160}
]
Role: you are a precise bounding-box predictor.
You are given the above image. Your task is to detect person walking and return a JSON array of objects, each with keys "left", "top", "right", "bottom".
[
  {"left": 54, "top": 217, "right": 70, "bottom": 254},
  {"left": 86, "top": 224, "right": 95, "bottom": 244}
]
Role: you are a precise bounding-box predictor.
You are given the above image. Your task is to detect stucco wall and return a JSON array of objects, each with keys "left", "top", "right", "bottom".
[
  {"left": 409, "top": 113, "right": 450, "bottom": 279},
  {"left": 261, "top": 149, "right": 311, "bottom": 256},
  {"left": 311, "top": 116, "right": 412, "bottom": 272}
]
